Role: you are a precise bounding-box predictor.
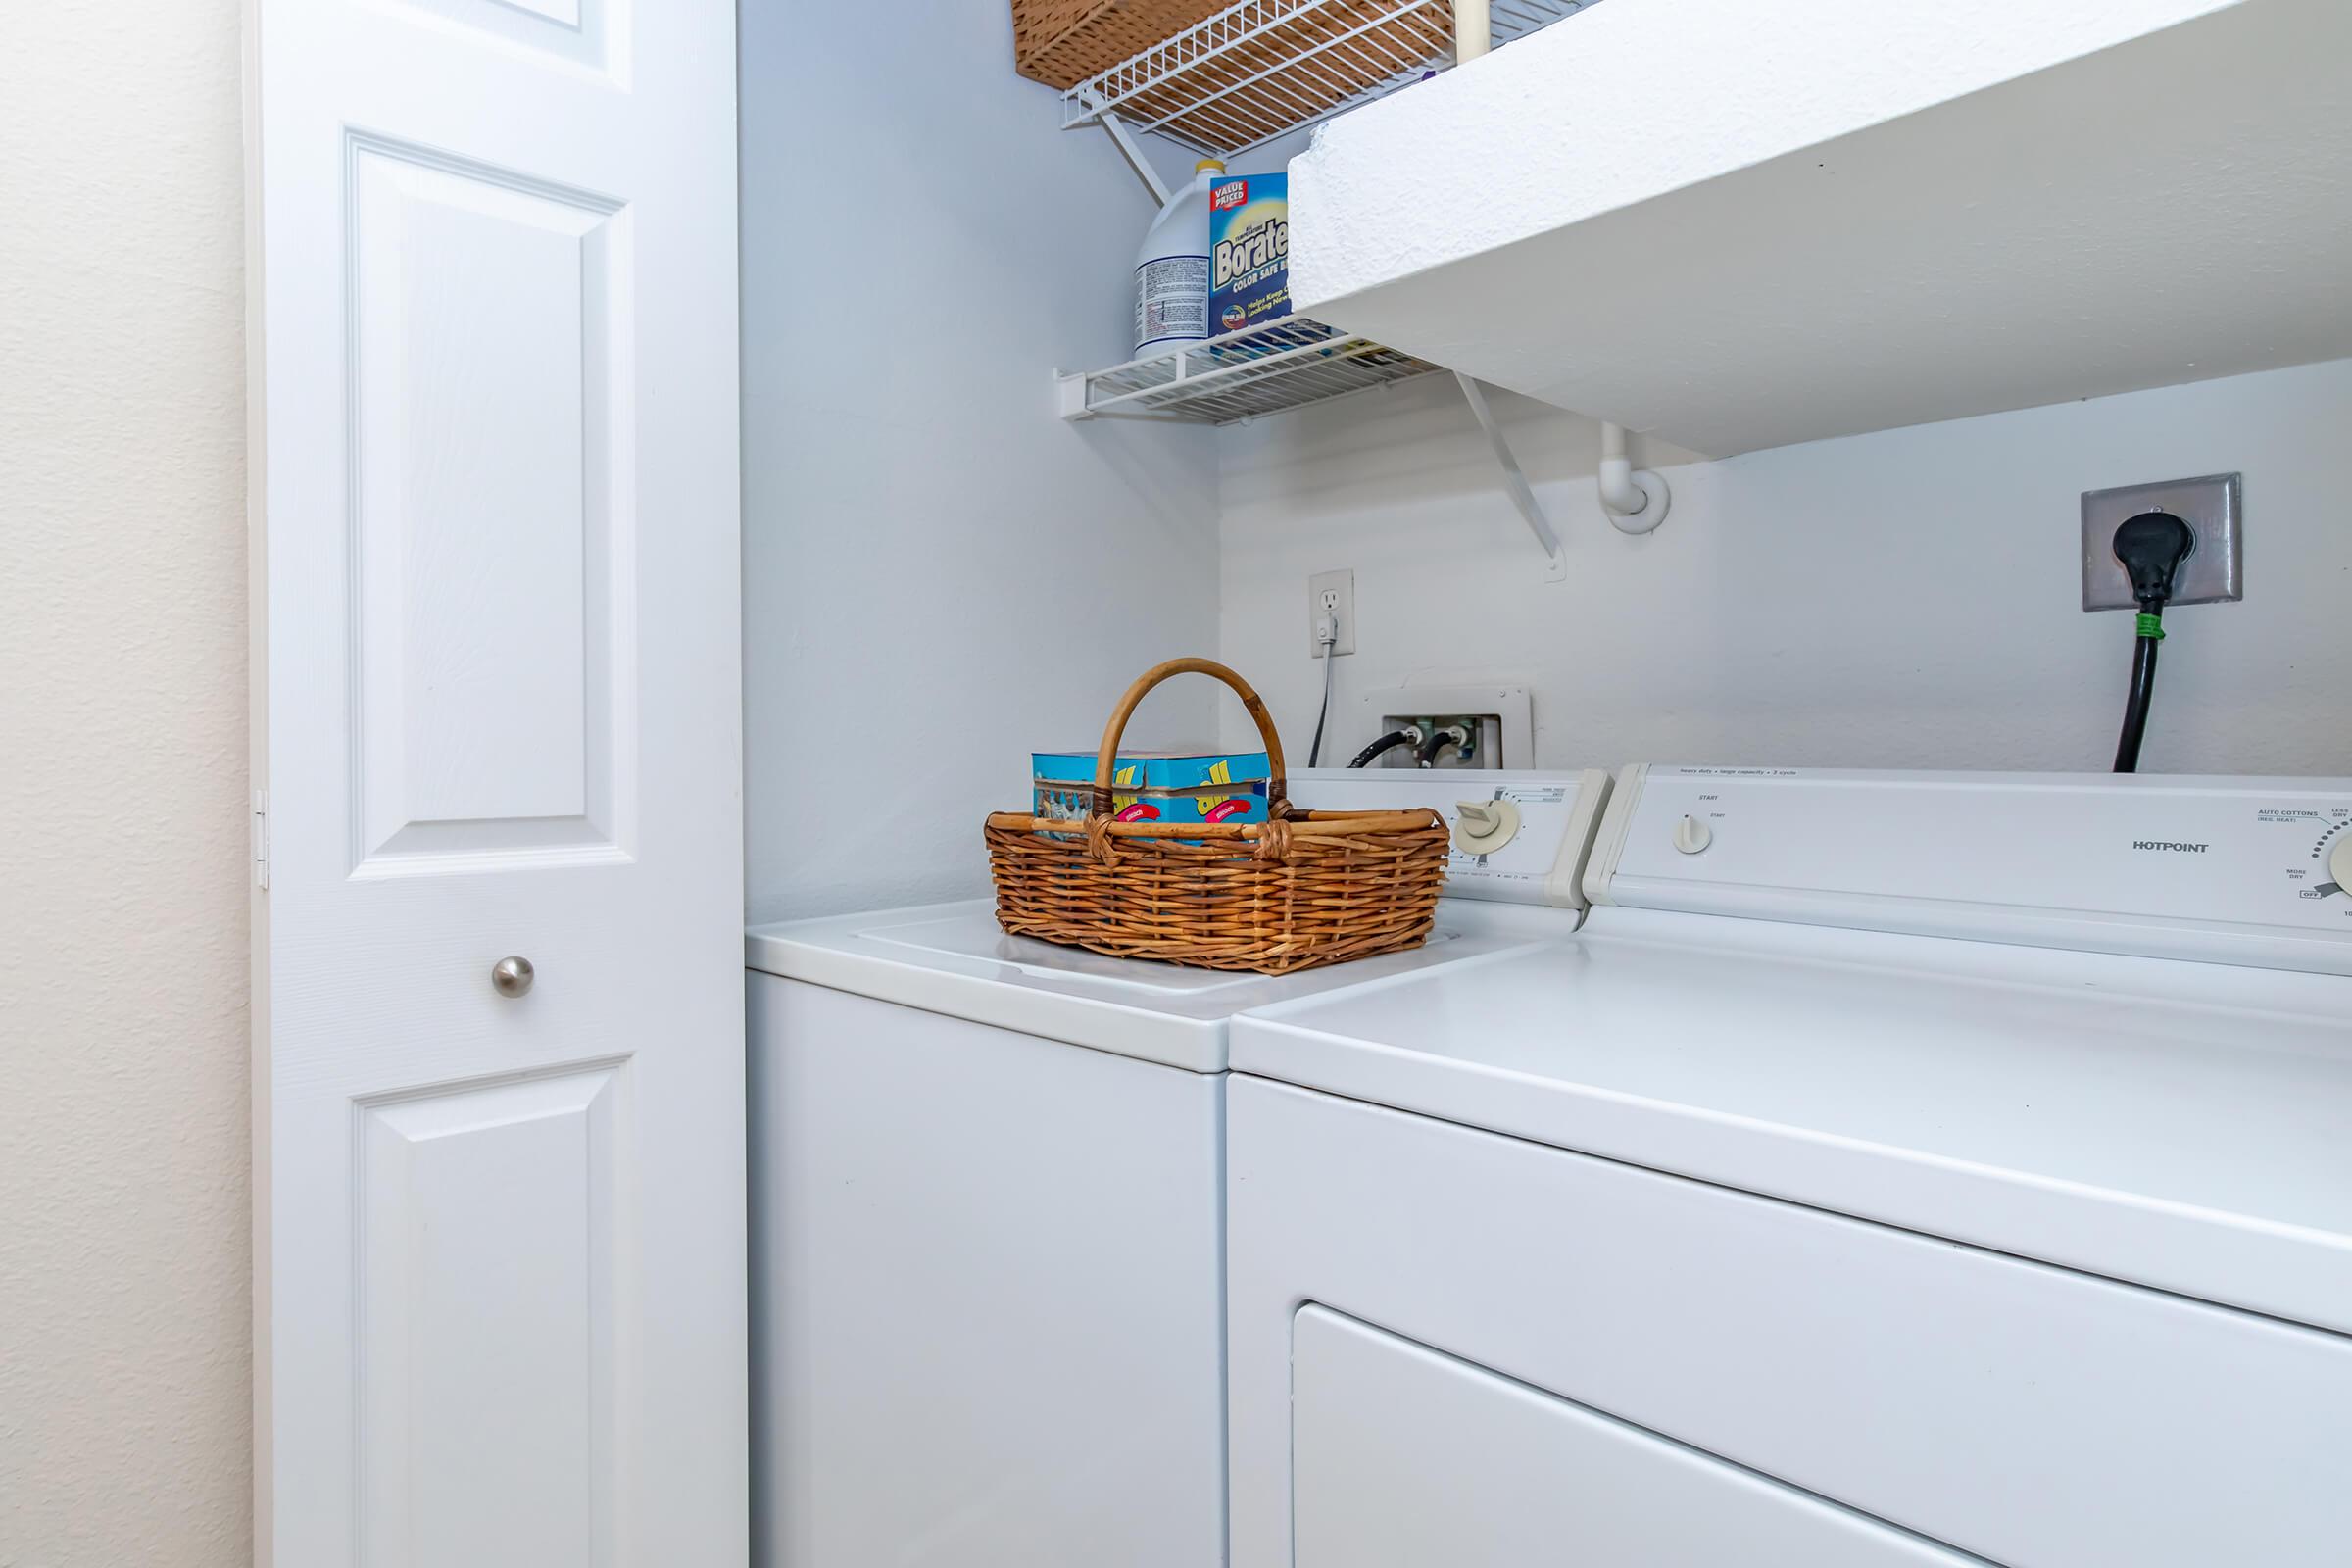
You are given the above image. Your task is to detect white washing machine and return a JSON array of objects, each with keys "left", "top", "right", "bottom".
[
  {"left": 745, "top": 768, "right": 1612, "bottom": 1568},
  {"left": 1227, "top": 766, "right": 2352, "bottom": 1568}
]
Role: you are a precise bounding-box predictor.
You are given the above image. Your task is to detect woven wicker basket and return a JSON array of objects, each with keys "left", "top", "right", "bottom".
[
  {"left": 1013, "top": 0, "right": 1231, "bottom": 90},
  {"left": 986, "top": 659, "right": 1449, "bottom": 975},
  {"left": 1014, "top": 0, "right": 1465, "bottom": 97}
]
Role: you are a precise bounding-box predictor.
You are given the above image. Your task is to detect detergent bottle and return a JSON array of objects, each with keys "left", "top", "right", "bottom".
[{"left": 1133, "top": 159, "right": 1224, "bottom": 359}]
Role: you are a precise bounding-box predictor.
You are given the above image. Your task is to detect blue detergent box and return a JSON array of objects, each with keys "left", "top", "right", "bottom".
[
  {"left": 1032, "top": 750, "right": 1272, "bottom": 834},
  {"left": 1208, "top": 173, "right": 1289, "bottom": 336}
]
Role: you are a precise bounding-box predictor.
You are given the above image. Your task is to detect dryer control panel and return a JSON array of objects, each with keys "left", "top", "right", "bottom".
[
  {"left": 1585, "top": 766, "right": 2352, "bottom": 974},
  {"left": 1292, "top": 768, "right": 1612, "bottom": 908}
]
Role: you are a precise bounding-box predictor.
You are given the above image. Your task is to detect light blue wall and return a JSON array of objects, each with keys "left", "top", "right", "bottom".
[
  {"left": 1219, "top": 358, "right": 2352, "bottom": 777},
  {"left": 740, "top": 3, "right": 1223, "bottom": 921}
]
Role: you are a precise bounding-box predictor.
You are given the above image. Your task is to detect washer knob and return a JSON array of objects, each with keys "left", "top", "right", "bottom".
[
  {"left": 1453, "top": 799, "right": 1522, "bottom": 856},
  {"left": 1673, "top": 815, "right": 1713, "bottom": 855},
  {"left": 2330, "top": 834, "right": 2352, "bottom": 892}
]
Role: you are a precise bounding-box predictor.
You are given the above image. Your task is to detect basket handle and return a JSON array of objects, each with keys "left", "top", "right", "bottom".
[{"left": 1091, "top": 659, "right": 1288, "bottom": 817}]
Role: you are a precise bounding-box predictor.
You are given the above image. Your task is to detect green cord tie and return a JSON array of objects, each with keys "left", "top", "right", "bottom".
[{"left": 2135, "top": 612, "right": 2166, "bottom": 641}]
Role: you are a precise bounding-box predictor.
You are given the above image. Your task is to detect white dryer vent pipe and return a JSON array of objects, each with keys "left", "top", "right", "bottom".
[
  {"left": 1456, "top": 0, "right": 1492, "bottom": 60},
  {"left": 1453, "top": 8, "right": 1665, "bottom": 539},
  {"left": 1598, "top": 421, "right": 1671, "bottom": 535}
]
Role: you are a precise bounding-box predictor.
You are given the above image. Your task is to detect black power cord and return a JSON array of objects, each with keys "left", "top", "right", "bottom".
[
  {"left": 2110, "top": 509, "right": 2196, "bottom": 773},
  {"left": 1348, "top": 729, "right": 1419, "bottom": 769}
]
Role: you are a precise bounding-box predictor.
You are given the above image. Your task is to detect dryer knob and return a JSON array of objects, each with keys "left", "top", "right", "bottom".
[
  {"left": 1672, "top": 815, "right": 1713, "bottom": 855},
  {"left": 2330, "top": 833, "right": 2352, "bottom": 892}
]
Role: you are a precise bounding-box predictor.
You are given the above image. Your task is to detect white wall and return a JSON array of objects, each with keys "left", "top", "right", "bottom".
[
  {"left": 1220, "top": 359, "right": 2352, "bottom": 777},
  {"left": 740, "top": 3, "right": 1224, "bottom": 923},
  {"left": 0, "top": 2, "right": 252, "bottom": 1563}
]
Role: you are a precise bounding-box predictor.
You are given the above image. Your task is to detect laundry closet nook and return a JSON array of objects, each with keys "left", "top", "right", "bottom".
[{"left": 8, "top": 1, "right": 2350, "bottom": 1566}]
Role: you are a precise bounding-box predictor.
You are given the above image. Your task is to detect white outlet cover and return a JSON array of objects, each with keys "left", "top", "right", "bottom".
[
  {"left": 1308, "top": 569, "right": 1356, "bottom": 657},
  {"left": 2081, "top": 472, "right": 2241, "bottom": 612}
]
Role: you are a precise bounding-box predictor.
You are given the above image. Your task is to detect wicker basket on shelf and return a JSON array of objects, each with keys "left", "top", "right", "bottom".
[
  {"left": 1013, "top": 0, "right": 1460, "bottom": 95},
  {"left": 1014, "top": 0, "right": 1223, "bottom": 89},
  {"left": 985, "top": 659, "right": 1449, "bottom": 975}
]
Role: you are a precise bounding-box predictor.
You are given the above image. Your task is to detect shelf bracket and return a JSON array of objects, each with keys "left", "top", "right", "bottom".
[
  {"left": 1090, "top": 104, "right": 1173, "bottom": 208},
  {"left": 1455, "top": 373, "right": 1566, "bottom": 580}
]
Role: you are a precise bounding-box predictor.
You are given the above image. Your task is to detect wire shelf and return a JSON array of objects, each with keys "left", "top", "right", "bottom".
[
  {"left": 1062, "top": 0, "right": 1594, "bottom": 157},
  {"left": 1058, "top": 318, "right": 1443, "bottom": 424}
]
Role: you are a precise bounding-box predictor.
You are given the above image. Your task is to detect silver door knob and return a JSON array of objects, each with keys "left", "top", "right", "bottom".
[{"left": 491, "top": 956, "right": 535, "bottom": 998}]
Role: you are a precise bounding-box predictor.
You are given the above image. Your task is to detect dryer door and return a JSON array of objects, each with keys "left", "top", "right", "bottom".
[{"left": 1293, "top": 1306, "right": 1976, "bottom": 1567}]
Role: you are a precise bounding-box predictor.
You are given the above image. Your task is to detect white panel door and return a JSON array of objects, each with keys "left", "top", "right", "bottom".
[{"left": 244, "top": 0, "right": 743, "bottom": 1561}]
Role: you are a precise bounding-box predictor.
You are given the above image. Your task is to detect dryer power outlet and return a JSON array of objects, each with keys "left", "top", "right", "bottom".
[{"left": 2082, "top": 473, "right": 2242, "bottom": 611}]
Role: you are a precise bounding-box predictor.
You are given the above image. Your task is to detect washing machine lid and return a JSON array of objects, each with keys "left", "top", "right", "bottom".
[
  {"left": 746, "top": 897, "right": 1575, "bottom": 1074},
  {"left": 747, "top": 767, "right": 1615, "bottom": 1072},
  {"left": 1233, "top": 766, "right": 2352, "bottom": 1336}
]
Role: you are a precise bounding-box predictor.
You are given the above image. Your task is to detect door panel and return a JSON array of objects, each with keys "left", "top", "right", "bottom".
[
  {"left": 395, "top": 0, "right": 619, "bottom": 75},
  {"left": 358, "top": 1065, "right": 628, "bottom": 1567},
  {"left": 347, "top": 136, "right": 633, "bottom": 870},
  {"left": 247, "top": 0, "right": 740, "bottom": 1559}
]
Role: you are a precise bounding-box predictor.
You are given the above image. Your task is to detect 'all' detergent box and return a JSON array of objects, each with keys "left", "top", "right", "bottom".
[
  {"left": 1031, "top": 750, "right": 1272, "bottom": 838},
  {"left": 1208, "top": 173, "right": 1289, "bottom": 337}
]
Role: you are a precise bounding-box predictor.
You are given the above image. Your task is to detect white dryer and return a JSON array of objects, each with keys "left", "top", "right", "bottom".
[
  {"left": 745, "top": 768, "right": 1611, "bottom": 1568},
  {"left": 1227, "top": 766, "right": 2352, "bottom": 1568}
]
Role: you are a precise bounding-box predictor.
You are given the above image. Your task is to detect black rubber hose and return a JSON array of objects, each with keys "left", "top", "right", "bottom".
[
  {"left": 1348, "top": 729, "right": 1420, "bottom": 769},
  {"left": 1415, "top": 727, "right": 1462, "bottom": 768},
  {"left": 2112, "top": 607, "right": 2163, "bottom": 773}
]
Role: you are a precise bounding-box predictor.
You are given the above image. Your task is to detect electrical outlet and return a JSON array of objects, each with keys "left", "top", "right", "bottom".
[
  {"left": 1307, "top": 569, "right": 1355, "bottom": 657},
  {"left": 2082, "top": 473, "right": 2242, "bottom": 611}
]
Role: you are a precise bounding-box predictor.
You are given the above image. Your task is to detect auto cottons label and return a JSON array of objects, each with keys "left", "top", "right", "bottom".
[{"left": 1208, "top": 174, "right": 1291, "bottom": 336}]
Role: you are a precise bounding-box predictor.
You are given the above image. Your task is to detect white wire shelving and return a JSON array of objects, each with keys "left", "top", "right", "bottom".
[
  {"left": 1062, "top": 0, "right": 1593, "bottom": 158},
  {"left": 1057, "top": 318, "right": 1442, "bottom": 425},
  {"left": 1053, "top": 0, "right": 1638, "bottom": 564}
]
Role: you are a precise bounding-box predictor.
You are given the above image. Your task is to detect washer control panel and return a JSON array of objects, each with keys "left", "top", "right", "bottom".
[
  {"left": 1292, "top": 767, "right": 1613, "bottom": 908},
  {"left": 1586, "top": 765, "right": 2352, "bottom": 974}
]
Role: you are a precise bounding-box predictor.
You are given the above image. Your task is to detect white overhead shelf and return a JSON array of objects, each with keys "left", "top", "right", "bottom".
[
  {"left": 1062, "top": 0, "right": 1592, "bottom": 158},
  {"left": 1058, "top": 318, "right": 1441, "bottom": 424},
  {"left": 1288, "top": 0, "right": 2352, "bottom": 457}
]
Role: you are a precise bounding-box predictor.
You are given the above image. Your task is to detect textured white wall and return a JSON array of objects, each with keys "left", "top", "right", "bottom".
[
  {"left": 1219, "top": 359, "right": 2352, "bottom": 777},
  {"left": 740, "top": 3, "right": 1224, "bottom": 923},
  {"left": 0, "top": 2, "right": 253, "bottom": 1564}
]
